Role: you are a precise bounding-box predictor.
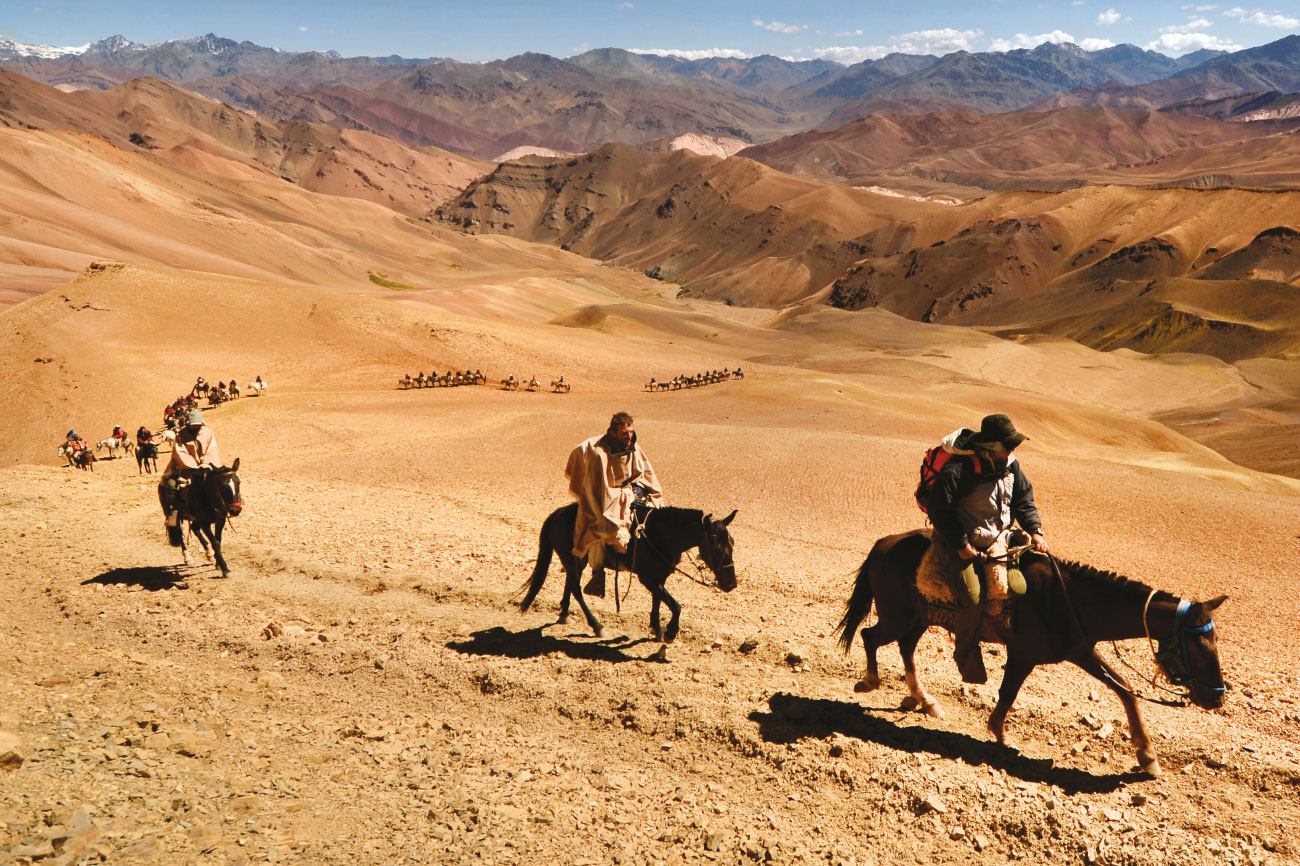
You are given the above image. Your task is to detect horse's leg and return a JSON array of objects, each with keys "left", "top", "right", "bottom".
[
  {"left": 854, "top": 616, "right": 910, "bottom": 693},
  {"left": 988, "top": 656, "right": 1035, "bottom": 750},
  {"left": 1072, "top": 651, "right": 1160, "bottom": 776},
  {"left": 898, "top": 624, "right": 945, "bottom": 718},
  {"left": 211, "top": 516, "right": 230, "bottom": 577},
  {"left": 659, "top": 584, "right": 683, "bottom": 643}
]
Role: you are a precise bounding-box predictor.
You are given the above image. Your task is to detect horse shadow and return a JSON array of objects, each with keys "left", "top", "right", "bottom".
[
  {"left": 447, "top": 625, "right": 661, "bottom": 664},
  {"left": 750, "top": 692, "right": 1144, "bottom": 795},
  {"left": 83, "top": 565, "right": 194, "bottom": 592}
]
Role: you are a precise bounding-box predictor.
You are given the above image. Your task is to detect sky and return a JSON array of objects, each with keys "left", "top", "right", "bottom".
[{"left": 3, "top": 0, "right": 1297, "bottom": 63}]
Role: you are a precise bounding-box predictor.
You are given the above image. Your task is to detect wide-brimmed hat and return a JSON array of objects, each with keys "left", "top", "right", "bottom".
[
  {"left": 186, "top": 409, "right": 205, "bottom": 426},
  {"left": 968, "top": 414, "right": 1027, "bottom": 451}
]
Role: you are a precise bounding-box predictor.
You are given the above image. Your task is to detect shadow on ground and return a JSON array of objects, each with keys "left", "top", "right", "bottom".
[
  {"left": 751, "top": 691, "right": 1146, "bottom": 795},
  {"left": 448, "top": 625, "right": 661, "bottom": 663},
  {"left": 83, "top": 565, "right": 194, "bottom": 591}
]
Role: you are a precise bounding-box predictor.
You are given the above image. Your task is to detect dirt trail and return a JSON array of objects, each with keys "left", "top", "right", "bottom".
[{"left": 3, "top": 378, "right": 1299, "bottom": 866}]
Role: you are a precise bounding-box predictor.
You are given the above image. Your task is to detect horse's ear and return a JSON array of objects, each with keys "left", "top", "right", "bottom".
[
  {"left": 702, "top": 513, "right": 712, "bottom": 524},
  {"left": 719, "top": 509, "right": 737, "bottom": 527},
  {"left": 1202, "top": 594, "right": 1228, "bottom": 612},
  {"left": 231, "top": 457, "right": 240, "bottom": 472}
]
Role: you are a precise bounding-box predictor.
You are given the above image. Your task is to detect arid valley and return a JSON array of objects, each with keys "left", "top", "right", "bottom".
[{"left": 2, "top": 20, "right": 1300, "bottom": 866}]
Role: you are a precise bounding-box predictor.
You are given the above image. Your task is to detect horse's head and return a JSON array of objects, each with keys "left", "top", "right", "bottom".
[
  {"left": 212, "top": 458, "right": 243, "bottom": 517},
  {"left": 700, "top": 510, "right": 738, "bottom": 592},
  {"left": 1155, "top": 594, "right": 1228, "bottom": 710}
]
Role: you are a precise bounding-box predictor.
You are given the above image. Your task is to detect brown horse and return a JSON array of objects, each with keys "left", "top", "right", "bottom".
[
  {"left": 835, "top": 530, "right": 1227, "bottom": 776},
  {"left": 519, "top": 505, "right": 738, "bottom": 643}
]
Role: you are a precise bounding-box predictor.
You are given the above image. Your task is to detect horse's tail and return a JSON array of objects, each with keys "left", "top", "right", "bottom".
[
  {"left": 834, "top": 547, "right": 879, "bottom": 654},
  {"left": 517, "top": 513, "right": 557, "bottom": 611}
]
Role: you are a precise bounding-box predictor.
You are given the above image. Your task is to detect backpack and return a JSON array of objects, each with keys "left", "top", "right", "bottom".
[{"left": 915, "top": 429, "right": 977, "bottom": 513}]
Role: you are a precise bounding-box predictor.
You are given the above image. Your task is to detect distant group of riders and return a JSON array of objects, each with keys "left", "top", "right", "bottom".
[
  {"left": 187, "top": 374, "right": 267, "bottom": 407},
  {"left": 645, "top": 368, "right": 743, "bottom": 392},
  {"left": 501, "top": 374, "right": 570, "bottom": 393},
  {"left": 399, "top": 369, "right": 487, "bottom": 389}
]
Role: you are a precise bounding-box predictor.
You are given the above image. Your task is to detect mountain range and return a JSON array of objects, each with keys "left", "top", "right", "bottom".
[{"left": 8, "top": 32, "right": 1300, "bottom": 156}]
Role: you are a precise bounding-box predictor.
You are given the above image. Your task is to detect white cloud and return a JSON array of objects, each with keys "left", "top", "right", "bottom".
[
  {"left": 989, "top": 30, "right": 1077, "bottom": 51},
  {"left": 1160, "top": 16, "right": 1214, "bottom": 32},
  {"left": 1079, "top": 37, "right": 1117, "bottom": 50},
  {"left": 1223, "top": 7, "right": 1300, "bottom": 27},
  {"left": 835, "top": 29, "right": 864, "bottom": 37},
  {"left": 753, "top": 18, "right": 808, "bottom": 34},
  {"left": 1097, "top": 7, "right": 1122, "bottom": 25},
  {"left": 809, "top": 27, "right": 981, "bottom": 64},
  {"left": 1182, "top": 3, "right": 1218, "bottom": 9},
  {"left": 1145, "top": 32, "right": 1244, "bottom": 53},
  {"left": 1073, "top": 0, "right": 1085, "bottom": 5},
  {"left": 629, "top": 47, "right": 751, "bottom": 60},
  {"left": 621, "top": 1, "right": 634, "bottom": 7},
  {"left": 298, "top": 25, "right": 309, "bottom": 32}
]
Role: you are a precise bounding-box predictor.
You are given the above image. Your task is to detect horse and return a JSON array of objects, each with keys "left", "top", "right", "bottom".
[
  {"left": 60, "top": 444, "right": 96, "bottom": 471},
  {"left": 229, "top": 382, "right": 240, "bottom": 399},
  {"left": 136, "top": 441, "right": 159, "bottom": 474},
  {"left": 158, "top": 429, "right": 177, "bottom": 450},
  {"left": 95, "top": 438, "right": 132, "bottom": 459},
  {"left": 247, "top": 379, "right": 268, "bottom": 396},
  {"left": 168, "top": 459, "right": 242, "bottom": 577},
  {"left": 519, "top": 505, "right": 738, "bottom": 643},
  {"left": 835, "top": 530, "right": 1228, "bottom": 776},
  {"left": 552, "top": 379, "right": 571, "bottom": 393},
  {"left": 501, "top": 376, "right": 519, "bottom": 391},
  {"left": 399, "top": 376, "right": 413, "bottom": 390}
]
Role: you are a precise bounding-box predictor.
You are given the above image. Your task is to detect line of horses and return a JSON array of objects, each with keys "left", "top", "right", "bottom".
[
  {"left": 501, "top": 375, "right": 571, "bottom": 393},
  {"left": 191, "top": 376, "right": 268, "bottom": 405},
  {"left": 645, "top": 368, "right": 743, "bottom": 392},
  {"left": 399, "top": 370, "right": 487, "bottom": 389}
]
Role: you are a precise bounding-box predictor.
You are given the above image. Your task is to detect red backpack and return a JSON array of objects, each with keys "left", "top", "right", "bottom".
[{"left": 915, "top": 429, "right": 979, "bottom": 513}]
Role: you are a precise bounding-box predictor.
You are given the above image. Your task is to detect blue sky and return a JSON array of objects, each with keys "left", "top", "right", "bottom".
[{"left": 4, "top": 0, "right": 1297, "bottom": 62}]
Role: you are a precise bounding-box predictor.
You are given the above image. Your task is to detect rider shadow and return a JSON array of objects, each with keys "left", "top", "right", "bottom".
[
  {"left": 83, "top": 565, "right": 194, "bottom": 592},
  {"left": 447, "top": 625, "right": 661, "bottom": 664},
  {"left": 750, "top": 692, "right": 1144, "bottom": 795}
]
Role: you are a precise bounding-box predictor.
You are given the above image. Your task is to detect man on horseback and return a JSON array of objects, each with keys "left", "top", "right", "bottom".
[
  {"left": 920, "top": 414, "right": 1048, "bottom": 684},
  {"left": 158, "top": 409, "right": 222, "bottom": 542},
  {"left": 566, "top": 412, "right": 664, "bottom": 597}
]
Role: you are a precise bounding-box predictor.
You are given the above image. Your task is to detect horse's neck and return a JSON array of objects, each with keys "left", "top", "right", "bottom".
[
  {"left": 1057, "top": 562, "right": 1155, "bottom": 642},
  {"left": 649, "top": 507, "right": 703, "bottom": 554}
]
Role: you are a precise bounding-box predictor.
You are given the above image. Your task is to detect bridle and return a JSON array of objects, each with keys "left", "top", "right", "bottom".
[{"left": 1141, "top": 592, "right": 1226, "bottom": 700}]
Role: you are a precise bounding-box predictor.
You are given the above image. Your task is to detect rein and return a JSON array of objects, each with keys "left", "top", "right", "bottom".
[
  {"left": 1046, "top": 559, "right": 1224, "bottom": 707},
  {"left": 619, "top": 511, "right": 727, "bottom": 590}
]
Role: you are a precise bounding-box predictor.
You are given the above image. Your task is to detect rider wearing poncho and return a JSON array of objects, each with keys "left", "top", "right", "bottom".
[
  {"left": 159, "top": 409, "right": 222, "bottom": 527},
  {"left": 919, "top": 414, "right": 1048, "bottom": 685},
  {"left": 565, "top": 412, "right": 664, "bottom": 596}
]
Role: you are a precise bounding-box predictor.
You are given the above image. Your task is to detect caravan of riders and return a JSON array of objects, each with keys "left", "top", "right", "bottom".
[
  {"left": 645, "top": 367, "right": 743, "bottom": 392},
  {"left": 400, "top": 368, "right": 487, "bottom": 389}
]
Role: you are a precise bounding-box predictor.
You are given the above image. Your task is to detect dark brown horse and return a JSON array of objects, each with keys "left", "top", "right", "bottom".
[
  {"left": 835, "top": 530, "right": 1227, "bottom": 776},
  {"left": 170, "top": 460, "right": 243, "bottom": 577},
  {"left": 519, "top": 504, "right": 737, "bottom": 642}
]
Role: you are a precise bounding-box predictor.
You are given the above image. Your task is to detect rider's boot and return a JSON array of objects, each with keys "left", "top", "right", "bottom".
[
  {"left": 952, "top": 603, "right": 987, "bottom": 684},
  {"left": 584, "top": 567, "right": 606, "bottom": 598}
]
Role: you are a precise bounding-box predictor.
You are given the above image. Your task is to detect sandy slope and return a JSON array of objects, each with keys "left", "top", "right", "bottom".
[{"left": 2, "top": 260, "right": 1299, "bottom": 866}]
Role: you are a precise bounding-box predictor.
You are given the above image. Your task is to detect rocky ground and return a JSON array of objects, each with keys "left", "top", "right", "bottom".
[{"left": 3, "top": 378, "right": 1299, "bottom": 866}]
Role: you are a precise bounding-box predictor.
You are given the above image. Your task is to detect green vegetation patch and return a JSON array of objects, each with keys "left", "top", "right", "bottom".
[{"left": 368, "top": 272, "right": 428, "bottom": 291}]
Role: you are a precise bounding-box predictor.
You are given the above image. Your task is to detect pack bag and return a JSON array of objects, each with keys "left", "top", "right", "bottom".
[{"left": 915, "top": 428, "right": 977, "bottom": 513}]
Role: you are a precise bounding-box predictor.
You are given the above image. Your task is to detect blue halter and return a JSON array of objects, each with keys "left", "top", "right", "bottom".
[{"left": 1155, "top": 599, "right": 1226, "bottom": 697}]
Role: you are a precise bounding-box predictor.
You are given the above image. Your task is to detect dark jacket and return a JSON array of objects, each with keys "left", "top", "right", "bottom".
[{"left": 927, "top": 453, "right": 1042, "bottom": 550}]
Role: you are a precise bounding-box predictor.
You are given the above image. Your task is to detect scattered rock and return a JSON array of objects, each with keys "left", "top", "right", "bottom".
[
  {"left": 0, "top": 731, "right": 22, "bottom": 771},
  {"left": 918, "top": 794, "right": 948, "bottom": 815},
  {"left": 738, "top": 638, "right": 759, "bottom": 654}
]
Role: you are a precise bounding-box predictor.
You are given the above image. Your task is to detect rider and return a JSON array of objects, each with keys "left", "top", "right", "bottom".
[
  {"left": 66, "top": 429, "right": 88, "bottom": 453},
  {"left": 565, "top": 412, "right": 664, "bottom": 597},
  {"left": 111, "top": 423, "right": 128, "bottom": 446},
  {"left": 158, "top": 409, "right": 222, "bottom": 543},
  {"left": 136, "top": 425, "right": 154, "bottom": 447},
  {"left": 920, "top": 414, "right": 1048, "bottom": 684}
]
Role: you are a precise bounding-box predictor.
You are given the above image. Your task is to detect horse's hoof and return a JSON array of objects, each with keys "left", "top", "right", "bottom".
[
  {"left": 922, "top": 702, "right": 946, "bottom": 720},
  {"left": 593, "top": 627, "right": 606, "bottom": 639},
  {"left": 1139, "top": 757, "right": 1162, "bottom": 777},
  {"left": 182, "top": 553, "right": 191, "bottom": 566},
  {"left": 219, "top": 570, "right": 232, "bottom": 579},
  {"left": 203, "top": 550, "right": 213, "bottom": 562},
  {"left": 854, "top": 673, "right": 881, "bottom": 693},
  {"left": 556, "top": 613, "right": 569, "bottom": 625},
  {"left": 900, "top": 696, "right": 920, "bottom": 711}
]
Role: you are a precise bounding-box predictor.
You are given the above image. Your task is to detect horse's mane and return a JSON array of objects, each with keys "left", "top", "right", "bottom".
[{"left": 1052, "top": 557, "right": 1160, "bottom": 600}]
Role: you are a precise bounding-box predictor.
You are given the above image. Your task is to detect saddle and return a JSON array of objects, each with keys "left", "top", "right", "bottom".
[{"left": 917, "top": 530, "right": 1037, "bottom": 634}]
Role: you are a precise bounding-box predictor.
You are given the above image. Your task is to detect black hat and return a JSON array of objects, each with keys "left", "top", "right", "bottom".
[{"left": 968, "top": 414, "right": 1027, "bottom": 451}]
